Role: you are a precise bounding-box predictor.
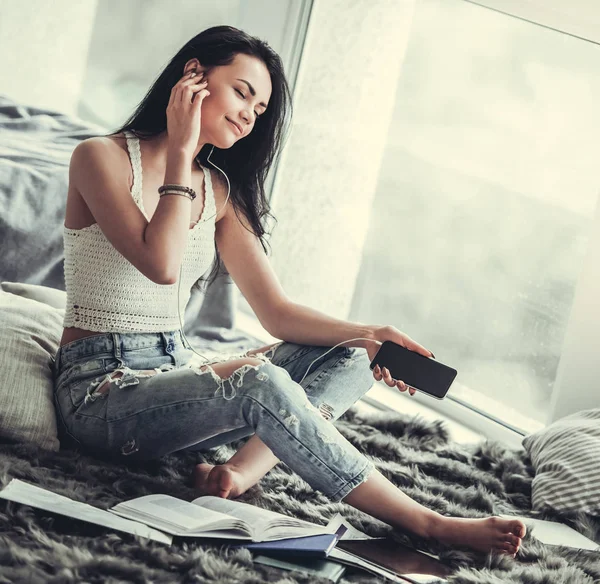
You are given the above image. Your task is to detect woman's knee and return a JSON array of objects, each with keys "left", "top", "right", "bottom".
[
  {"left": 307, "top": 348, "right": 374, "bottom": 419},
  {"left": 234, "top": 363, "right": 319, "bottom": 428}
]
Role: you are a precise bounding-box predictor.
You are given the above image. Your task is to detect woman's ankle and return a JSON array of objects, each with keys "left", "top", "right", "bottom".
[
  {"left": 420, "top": 510, "right": 446, "bottom": 541},
  {"left": 223, "top": 463, "right": 256, "bottom": 494}
]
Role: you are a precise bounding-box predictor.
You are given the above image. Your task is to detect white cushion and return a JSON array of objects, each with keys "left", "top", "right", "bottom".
[
  {"left": 0, "top": 289, "right": 64, "bottom": 451},
  {"left": 522, "top": 409, "right": 600, "bottom": 516},
  {"left": 1, "top": 281, "right": 67, "bottom": 310}
]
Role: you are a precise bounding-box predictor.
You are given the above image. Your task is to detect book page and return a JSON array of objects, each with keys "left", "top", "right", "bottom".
[
  {"left": 192, "top": 496, "right": 326, "bottom": 538},
  {"left": 0, "top": 479, "right": 171, "bottom": 545},
  {"left": 113, "top": 494, "right": 247, "bottom": 534},
  {"left": 193, "top": 496, "right": 305, "bottom": 525}
]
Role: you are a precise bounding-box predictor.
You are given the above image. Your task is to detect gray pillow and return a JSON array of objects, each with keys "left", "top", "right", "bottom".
[
  {"left": 522, "top": 409, "right": 600, "bottom": 516},
  {"left": 1, "top": 281, "right": 67, "bottom": 310}
]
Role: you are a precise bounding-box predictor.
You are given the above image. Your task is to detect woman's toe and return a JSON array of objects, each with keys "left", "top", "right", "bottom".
[
  {"left": 511, "top": 520, "right": 526, "bottom": 538},
  {"left": 505, "top": 533, "right": 521, "bottom": 547}
]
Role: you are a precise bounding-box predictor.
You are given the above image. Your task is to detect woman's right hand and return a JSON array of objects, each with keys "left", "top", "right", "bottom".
[{"left": 166, "top": 70, "right": 210, "bottom": 156}]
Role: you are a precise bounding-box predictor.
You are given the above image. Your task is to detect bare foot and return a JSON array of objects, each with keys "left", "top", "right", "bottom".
[
  {"left": 431, "top": 516, "right": 527, "bottom": 557},
  {"left": 193, "top": 463, "right": 248, "bottom": 499}
]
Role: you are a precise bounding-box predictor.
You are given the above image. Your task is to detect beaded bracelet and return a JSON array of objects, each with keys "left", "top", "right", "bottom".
[{"left": 158, "top": 184, "right": 197, "bottom": 200}]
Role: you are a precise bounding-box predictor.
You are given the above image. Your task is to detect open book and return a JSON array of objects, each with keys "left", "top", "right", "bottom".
[
  {"left": 0, "top": 478, "right": 172, "bottom": 545},
  {"left": 109, "top": 493, "right": 334, "bottom": 541},
  {"left": 0, "top": 479, "right": 373, "bottom": 545}
]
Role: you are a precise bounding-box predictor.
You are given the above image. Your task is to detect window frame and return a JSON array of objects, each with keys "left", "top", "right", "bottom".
[{"left": 465, "top": 0, "right": 600, "bottom": 424}]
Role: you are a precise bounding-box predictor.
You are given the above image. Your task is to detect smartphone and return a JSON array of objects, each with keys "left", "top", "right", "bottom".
[{"left": 370, "top": 341, "right": 457, "bottom": 400}]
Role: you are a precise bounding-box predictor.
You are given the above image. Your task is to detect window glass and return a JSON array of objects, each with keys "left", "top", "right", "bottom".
[
  {"left": 349, "top": 0, "right": 600, "bottom": 432},
  {"left": 78, "top": 0, "right": 308, "bottom": 129}
]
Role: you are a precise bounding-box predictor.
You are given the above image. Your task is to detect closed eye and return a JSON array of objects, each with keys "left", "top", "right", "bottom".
[{"left": 235, "top": 88, "right": 261, "bottom": 120}]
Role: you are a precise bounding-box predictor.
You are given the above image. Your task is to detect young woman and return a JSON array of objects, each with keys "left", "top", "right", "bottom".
[{"left": 52, "top": 25, "right": 526, "bottom": 557}]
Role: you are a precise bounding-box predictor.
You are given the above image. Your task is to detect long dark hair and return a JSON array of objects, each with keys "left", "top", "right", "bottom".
[{"left": 110, "top": 25, "right": 292, "bottom": 290}]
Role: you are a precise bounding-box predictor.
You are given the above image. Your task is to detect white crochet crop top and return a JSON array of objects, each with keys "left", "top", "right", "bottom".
[{"left": 62, "top": 131, "right": 217, "bottom": 332}]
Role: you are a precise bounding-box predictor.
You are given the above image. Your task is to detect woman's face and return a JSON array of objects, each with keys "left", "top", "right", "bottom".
[{"left": 194, "top": 53, "right": 272, "bottom": 149}]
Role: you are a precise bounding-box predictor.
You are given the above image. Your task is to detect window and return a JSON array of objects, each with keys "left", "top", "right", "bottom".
[
  {"left": 348, "top": 0, "right": 600, "bottom": 434},
  {"left": 77, "top": 0, "right": 312, "bottom": 130}
]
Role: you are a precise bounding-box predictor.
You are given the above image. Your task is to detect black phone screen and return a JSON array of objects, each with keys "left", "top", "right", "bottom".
[{"left": 369, "top": 341, "right": 457, "bottom": 399}]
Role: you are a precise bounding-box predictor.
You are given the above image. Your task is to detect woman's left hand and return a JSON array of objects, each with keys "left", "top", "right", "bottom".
[{"left": 365, "top": 325, "right": 434, "bottom": 397}]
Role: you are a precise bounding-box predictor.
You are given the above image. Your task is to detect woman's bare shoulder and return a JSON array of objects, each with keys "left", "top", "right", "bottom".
[
  {"left": 75, "top": 132, "right": 127, "bottom": 154},
  {"left": 70, "top": 132, "right": 133, "bottom": 191},
  {"left": 65, "top": 133, "right": 133, "bottom": 229}
]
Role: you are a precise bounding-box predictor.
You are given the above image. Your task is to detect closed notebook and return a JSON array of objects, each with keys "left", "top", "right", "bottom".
[{"left": 238, "top": 529, "right": 343, "bottom": 558}]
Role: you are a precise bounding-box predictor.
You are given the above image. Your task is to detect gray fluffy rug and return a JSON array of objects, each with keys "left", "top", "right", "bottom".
[{"left": 0, "top": 408, "right": 598, "bottom": 583}]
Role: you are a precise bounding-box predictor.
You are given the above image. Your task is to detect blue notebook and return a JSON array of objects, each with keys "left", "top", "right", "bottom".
[{"left": 238, "top": 525, "right": 347, "bottom": 558}]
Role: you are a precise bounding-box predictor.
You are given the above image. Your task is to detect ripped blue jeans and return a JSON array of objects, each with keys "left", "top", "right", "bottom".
[{"left": 51, "top": 330, "right": 376, "bottom": 501}]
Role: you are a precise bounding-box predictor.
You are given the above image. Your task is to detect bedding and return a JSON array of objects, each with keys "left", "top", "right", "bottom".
[
  {"left": 523, "top": 409, "right": 600, "bottom": 516},
  {"left": 1, "top": 280, "right": 69, "bottom": 309},
  {"left": 1, "top": 410, "right": 599, "bottom": 583},
  {"left": 0, "top": 94, "right": 598, "bottom": 583}
]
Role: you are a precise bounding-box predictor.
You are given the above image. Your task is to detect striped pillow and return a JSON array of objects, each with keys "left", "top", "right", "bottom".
[{"left": 522, "top": 409, "right": 600, "bottom": 516}]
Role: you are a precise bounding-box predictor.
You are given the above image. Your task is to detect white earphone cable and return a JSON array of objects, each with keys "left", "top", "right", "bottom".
[
  {"left": 176, "top": 145, "right": 229, "bottom": 364},
  {"left": 296, "top": 337, "right": 380, "bottom": 385}
]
